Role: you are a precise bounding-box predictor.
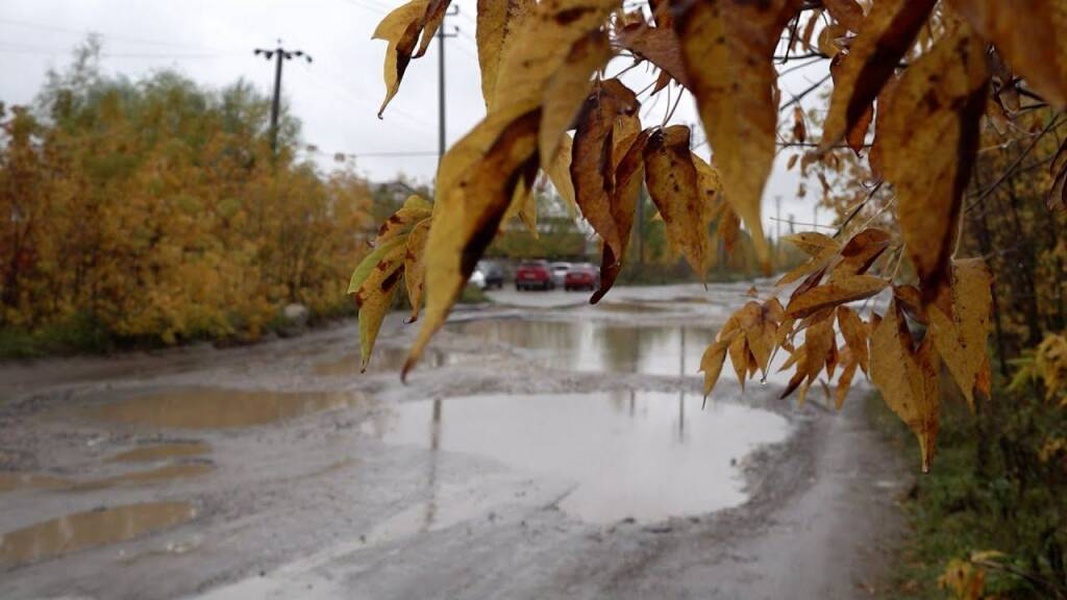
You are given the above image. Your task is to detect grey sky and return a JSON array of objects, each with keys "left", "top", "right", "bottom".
[{"left": 0, "top": 0, "right": 835, "bottom": 234}]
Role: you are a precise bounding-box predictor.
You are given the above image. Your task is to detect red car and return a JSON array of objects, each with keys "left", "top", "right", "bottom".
[
  {"left": 515, "top": 259, "right": 554, "bottom": 291},
  {"left": 564, "top": 263, "right": 600, "bottom": 291}
]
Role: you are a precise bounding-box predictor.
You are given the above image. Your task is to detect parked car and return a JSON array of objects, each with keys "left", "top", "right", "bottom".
[
  {"left": 476, "top": 260, "right": 505, "bottom": 289},
  {"left": 564, "top": 263, "right": 600, "bottom": 291},
  {"left": 549, "top": 261, "right": 572, "bottom": 288},
  {"left": 515, "top": 259, "right": 553, "bottom": 291}
]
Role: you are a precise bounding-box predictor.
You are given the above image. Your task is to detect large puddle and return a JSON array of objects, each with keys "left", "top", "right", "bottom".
[
  {"left": 449, "top": 319, "right": 714, "bottom": 377},
  {"left": 90, "top": 389, "right": 364, "bottom": 429},
  {"left": 368, "top": 392, "right": 789, "bottom": 524},
  {"left": 0, "top": 502, "right": 195, "bottom": 567}
]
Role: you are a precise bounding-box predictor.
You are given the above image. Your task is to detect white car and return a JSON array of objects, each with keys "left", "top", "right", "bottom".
[
  {"left": 467, "top": 269, "right": 487, "bottom": 290},
  {"left": 549, "top": 262, "right": 572, "bottom": 288}
]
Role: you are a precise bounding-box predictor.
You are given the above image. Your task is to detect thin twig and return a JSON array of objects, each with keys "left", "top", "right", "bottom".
[
  {"left": 966, "top": 114, "right": 1064, "bottom": 208},
  {"left": 779, "top": 73, "right": 833, "bottom": 114},
  {"left": 833, "top": 181, "right": 884, "bottom": 239}
]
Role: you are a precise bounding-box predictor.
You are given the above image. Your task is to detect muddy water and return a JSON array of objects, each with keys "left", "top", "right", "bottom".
[
  {"left": 109, "top": 442, "right": 211, "bottom": 463},
  {"left": 0, "top": 473, "right": 68, "bottom": 493},
  {"left": 71, "top": 463, "right": 214, "bottom": 491},
  {"left": 0, "top": 502, "right": 195, "bottom": 567},
  {"left": 368, "top": 392, "right": 789, "bottom": 524},
  {"left": 449, "top": 319, "right": 714, "bottom": 377},
  {"left": 90, "top": 389, "right": 365, "bottom": 429}
]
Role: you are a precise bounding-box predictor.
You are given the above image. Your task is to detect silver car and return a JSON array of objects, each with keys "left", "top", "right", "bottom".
[{"left": 549, "top": 262, "right": 572, "bottom": 288}]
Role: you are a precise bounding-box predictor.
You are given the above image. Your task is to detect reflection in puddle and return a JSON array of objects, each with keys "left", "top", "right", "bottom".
[
  {"left": 0, "top": 473, "right": 68, "bottom": 493},
  {"left": 90, "top": 389, "right": 364, "bottom": 429},
  {"left": 448, "top": 320, "right": 713, "bottom": 377},
  {"left": 0, "top": 502, "right": 194, "bottom": 567},
  {"left": 109, "top": 442, "right": 211, "bottom": 463},
  {"left": 370, "top": 393, "right": 789, "bottom": 524}
]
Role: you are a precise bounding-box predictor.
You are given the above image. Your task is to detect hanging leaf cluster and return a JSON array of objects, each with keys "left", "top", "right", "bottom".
[{"left": 356, "top": 0, "right": 1067, "bottom": 470}]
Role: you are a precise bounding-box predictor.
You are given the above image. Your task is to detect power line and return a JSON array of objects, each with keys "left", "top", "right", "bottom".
[{"left": 0, "top": 16, "right": 231, "bottom": 52}]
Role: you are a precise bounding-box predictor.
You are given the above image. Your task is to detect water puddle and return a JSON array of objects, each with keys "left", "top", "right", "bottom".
[
  {"left": 448, "top": 319, "right": 714, "bottom": 377},
  {"left": 0, "top": 473, "right": 69, "bottom": 493},
  {"left": 109, "top": 442, "right": 211, "bottom": 463},
  {"left": 89, "top": 389, "right": 364, "bottom": 429},
  {"left": 313, "top": 347, "right": 455, "bottom": 377},
  {"left": 368, "top": 392, "right": 789, "bottom": 524},
  {"left": 71, "top": 463, "right": 214, "bottom": 491},
  {"left": 0, "top": 502, "right": 195, "bottom": 567}
]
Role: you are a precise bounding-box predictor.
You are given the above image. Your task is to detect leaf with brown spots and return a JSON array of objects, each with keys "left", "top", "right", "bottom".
[
  {"left": 879, "top": 20, "right": 989, "bottom": 305},
  {"left": 415, "top": 0, "right": 454, "bottom": 58},
  {"left": 403, "top": 219, "right": 432, "bottom": 323},
  {"left": 820, "top": 0, "right": 937, "bottom": 148},
  {"left": 672, "top": 0, "right": 800, "bottom": 274},
  {"left": 785, "top": 274, "right": 888, "bottom": 319},
  {"left": 947, "top": 0, "right": 1067, "bottom": 109},
  {"left": 644, "top": 125, "right": 713, "bottom": 275},
  {"left": 927, "top": 259, "right": 993, "bottom": 410},
  {"left": 832, "top": 227, "right": 891, "bottom": 277},
  {"left": 373, "top": 195, "right": 433, "bottom": 246},
  {"left": 572, "top": 79, "right": 641, "bottom": 259},
  {"left": 476, "top": 0, "right": 534, "bottom": 106},
  {"left": 871, "top": 301, "right": 941, "bottom": 472},
  {"left": 349, "top": 238, "right": 408, "bottom": 372},
  {"left": 374, "top": 0, "right": 431, "bottom": 117}
]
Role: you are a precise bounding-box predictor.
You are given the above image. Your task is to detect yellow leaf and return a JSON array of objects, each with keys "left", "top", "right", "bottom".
[
  {"left": 403, "top": 219, "right": 431, "bottom": 323},
  {"left": 373, "top": 0, "right": 431, "bottom": 117},
  {"left": 352, "top": 239, "right": 408, "bottom": 372},
  {"left": 700, "top": 337, "right": 732, "bottom": 397},
  {"left": 782, "top": 231, "right": 840, "bottom": 257},
  {"left": 475, "top": 0, "right": 534, "bottom": 106},
  {"left": 503, "top": 179, "right": 538, "bottom": 236},
  {"left": 785, "top": 274, "right": 889, "bottom": 318},
  {"left": 837, "top": 304, "right": 869, "bottom": 374},
  {"left": 643, "top": 125, "right": 710, "bottom": 275},
  {"left": 947, "top": 0, "right": 1067, "bottom": 109},
  {"left": 572, "top": 79, "right": 641, "bottom": 259},
  {"left": 880, "top": 21, "right": 989, "bottom": 305},
  {"left": 820, "top": 0, "right": 937, "bottom": 147},
  {"left": 836, "top": 354, "right": 859, "bottom": 410},
  {"left": 374, "top": 195, "right": 433, "bottom": 245},
  {"left": 348, "top": 236, "right": 407, "bottom": 296},
  {"left": 927, "top": 258, "right": 993, "bottom": 410},
  {"left": 674, "top": 0, "right": 800, "bottom": 274},
  {"left": 545, "top": 134, "right": 579, "bottom": 214},
  {"left": 832, "top": 227, "right": 891, "bottom": 277},
  {"left": 871, "top": 301, "right": 941, "bottom": 472}
]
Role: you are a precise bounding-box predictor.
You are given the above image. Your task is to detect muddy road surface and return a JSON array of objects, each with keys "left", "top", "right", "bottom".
[{"left": 0, "top": 283, "right": 909, "bottom": 599}]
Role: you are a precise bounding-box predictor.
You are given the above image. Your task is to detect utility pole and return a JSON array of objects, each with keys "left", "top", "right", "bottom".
[
  {"left": 254, "top": 41, "right": 312, "bottom": 158},
  {"left": 438, "top": 9, "right": 459, "bottom": 164}
]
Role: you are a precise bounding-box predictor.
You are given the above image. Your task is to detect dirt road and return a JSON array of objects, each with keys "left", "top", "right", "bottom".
[{"left": 0, "top": 283, "right": 910, "bottom": 599}]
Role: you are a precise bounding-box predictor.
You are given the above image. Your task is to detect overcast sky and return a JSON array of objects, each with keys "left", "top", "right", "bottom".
[{"left": 0, "top": 0, "right": 835, "bottom": 234}]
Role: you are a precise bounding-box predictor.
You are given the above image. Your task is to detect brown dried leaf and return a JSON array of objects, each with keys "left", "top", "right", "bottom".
[
  {"left": 644, "top": 125, "right": 711, "bottom": 275},
  {"left": 792, "top": 105, "right": 807, "bottom": 143},
  {"left": 785, "top": 274, "right": 889, "bottom": 319},
  {"left": 718, "top": 206, "right": 741, "bottom": 256},
  {"left": 947, "top": 0, "right": 1067, "bottom": 109},
  {"left": 616, "top": 22, "right": 691, "bottom": 89},
  {"left": 573, "top": 79, "right": 641, "bottom": 259},
  {"left": 880, "top": 21, "right": 989, "bottom": 304},
  {"left": 672, "top": 0, "right": 800, "bottom": 273},
  {"left": 782, "top": 231, "right": 840, "bottom": 257},
  {"left": 540, "top": 30, "right": 613, "bottom": 167},
  {"left": 837, "top": 304, "right": 870, "bottom": 374},
  {"left": 823, "top": 0, "right": 865, "bottom": 32},
  {"left": 833, "top": 227, "right": 891, "bottom": 277},
  {"left": 594, "top": 129, "right": 649, "bottom": 303},
  {"left": 820, "top": 0, "right": 937, "bottom": 147}
]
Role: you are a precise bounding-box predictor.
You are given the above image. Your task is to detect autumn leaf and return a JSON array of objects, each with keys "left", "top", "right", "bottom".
[
  {"left": 785, "top": 274, "right": 889, "bottom": 319},
  {"left": 701, "top": 317, "right": 741, "bottom": 397},
  {"left": 540, "top": 30, "right": 613, "bottom": 167},
  {"left": 928, "top": 258, "right": 993, "bottom": 410},
  {"left": 823, "top": 0, "right": 865, "bottom": 32},
  {"left": 374, "top": 0, "right": 431, "bottom": 117},
  {"left": 717, "top": 205, "right": 741, "bottom": 255},
  {"left": 476, "top": 0, "right": 534, "bottom": 106},
  {"left": 879, "top": 20, "right": 989, "bottom": 304},
  {"left": 836, "top": 350, "right": 859, "bottom": 410},
  {"left": 820, "top": 0, "right": 937, "bottom": 147},
  {"left": 792, "top": 105, "right": 807, "bottom": 143},
  {"left": 593, "top": 129, "right": 648, "bottom": 303},
  {"left": 616, "top": 21, "right": 690, "bottom": 89},
  {"left": 546, "top": 133, "right": 579, "bottom": 213},
  {"left": 828, "top": 53, "right": 874, "bottom": 155},
  {"left": 415, "top": 0, "right": 454, "bottom": 58},
  {"left": 782, "top": 231, "right": 840, "bottom": 257},
  {"left": 572, "top": 79, "right": 641, "bottom": 258},
  {"left": 350, "top": 237, "right": 408, "bottom": 372},
  {"left": 672, "top": 0, "right": 800, "bottom": 273},
  {"left": 871, "top": 301, "right": 941, "bottom": 472},
  {"left": 947, "top": 0, "right": 1067, "bottom": 109},
  {"left": 644, "top": 124, "right": 711, "bottom": 275},
  {"left": 404, "top": 219, "right": 431, "bottom": 322},
  {"left": 832, "top": 227, "right": 891, "bottom": 277},
  {"left": 837, "top": 304, "right": 870, "bottom": 374},
  {"left": 373, "top": 195, "right": 433, "bottom": 245}
]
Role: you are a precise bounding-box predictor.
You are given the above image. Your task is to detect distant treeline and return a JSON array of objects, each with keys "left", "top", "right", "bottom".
[{"left": 0, "top": 42, "right": 373, "bottom": 353}]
